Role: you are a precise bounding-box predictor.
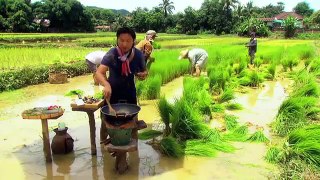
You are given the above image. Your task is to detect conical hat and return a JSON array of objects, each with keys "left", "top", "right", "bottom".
[{"left": 178, "top": 49, "right": 189, "bottom": 60}]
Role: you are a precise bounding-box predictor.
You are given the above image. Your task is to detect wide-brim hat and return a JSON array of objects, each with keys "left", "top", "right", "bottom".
[
  {"left": 146, "top": 30, "right": 158, "bottom": 37},
  {"left": 178, "top": 49, "right": 189, "bottom": 60}
]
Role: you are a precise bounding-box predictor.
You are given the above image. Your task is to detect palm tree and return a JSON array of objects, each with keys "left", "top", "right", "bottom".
[
  {"left": 219, "top": 0, "right": 239, "bottom": 10},
  {"left": 159, "top": 0, "right": 175, "bottom": 17}
]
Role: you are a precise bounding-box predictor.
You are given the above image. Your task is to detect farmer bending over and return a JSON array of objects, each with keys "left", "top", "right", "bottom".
[
  {"left": 96, "top": 27, "right": 148, "bottom": 141},
  {"left": 136, "top": 30, "right": 157, "bottom": 71},
  {"left": 85, "top": 50, "right": 106, "bottom": 85},
  {"left": 178, "top": 48, "right": 208, "bottom": 77}
]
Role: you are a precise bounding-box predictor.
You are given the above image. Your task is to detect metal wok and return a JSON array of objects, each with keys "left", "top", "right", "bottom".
[{"left": 101, "top": 103, "right": 141, "bottom": 126}]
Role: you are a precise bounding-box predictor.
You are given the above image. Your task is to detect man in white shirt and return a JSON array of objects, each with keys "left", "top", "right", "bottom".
[
  {"left": 178, "top": 48, "right": 208, "bottom": 76},
  {"left": 85, "top": 50, "right": 106, "bottom": 85}
]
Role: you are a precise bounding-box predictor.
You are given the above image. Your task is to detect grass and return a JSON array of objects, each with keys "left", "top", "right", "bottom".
[{"left": 138, "top": 130, "right": 163, "bottom": 140}]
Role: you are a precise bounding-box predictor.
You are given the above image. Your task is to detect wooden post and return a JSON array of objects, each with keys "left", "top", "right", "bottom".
[
  {"left": 115, "top": 152, "right": 128, "bottom": 174},
  {"left": 87, "top": 111, "right": 97, "bottom": 155},
  {"left": 41, "top": 119, "right": 52, "bottom": 162}
]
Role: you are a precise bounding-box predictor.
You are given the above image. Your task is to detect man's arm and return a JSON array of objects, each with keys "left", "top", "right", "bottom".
[{"left": 96, "top": 64, "right": 112, "bottom": 99}]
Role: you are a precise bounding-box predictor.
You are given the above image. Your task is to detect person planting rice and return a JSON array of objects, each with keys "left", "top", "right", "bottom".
[
  {"left": 178, "top": 48, "right": 208, "bottom": 77},
  {"left": 246, "top": 32, "right": 257, "bottom": 68},
  {"left": 136, "top": 30, "right": 157, "bottom": 71},
  {"left": 85, "top": 50, "right": 107, "bottom": 85},
  {"left": 95, "top": 27, "right": 148, "bottom": 141}
]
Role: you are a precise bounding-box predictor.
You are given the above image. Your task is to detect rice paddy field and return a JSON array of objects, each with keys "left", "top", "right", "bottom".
[{"left": 1, "top": 32, "right": 320, "bottom": 179}]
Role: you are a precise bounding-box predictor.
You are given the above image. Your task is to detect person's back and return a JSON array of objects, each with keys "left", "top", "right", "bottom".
[
  {"left": 85, "top": 50, "right": 106, "bottom": 65},
  {"left": 188, "top": 48, "right": 208, "bottom": 66}
]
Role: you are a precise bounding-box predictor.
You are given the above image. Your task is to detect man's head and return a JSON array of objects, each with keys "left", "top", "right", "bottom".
[
  {"left": 178, "top": 49, "right": 189, "bottom": 60},
  {"left": 146, "top": 30, "right": 157, "bottom": 41},
  {"left": 116, "top": 27, "right": 136, "bottom": 53}
]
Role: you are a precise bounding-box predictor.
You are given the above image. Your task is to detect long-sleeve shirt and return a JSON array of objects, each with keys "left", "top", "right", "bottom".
[
  {"left": 247, "top": 38, "right": 257, "bottom": 55},
  {"left": 187, "top": 48, "right": 208, "bottom": 67}
]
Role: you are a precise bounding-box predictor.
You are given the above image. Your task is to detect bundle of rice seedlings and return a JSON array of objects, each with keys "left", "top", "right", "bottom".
[
  {"left": 233, "top": 125, "right": 249, "bottom": 135},
  {"left": 286, "top": 125, "right": 320, "bottom": 167},
  {"left": 222, "top": 125, "right": 249, "bottom": 142},
  {"left": 309, "top": 58, "right": 320, "bottom": 73},
  {"left": 197, "top": 89, "right": 212, "bottom": 117},
  {"left": 157, "top": 96, "right": 173, "bottom": 136},
  {"left": 218, "top": 88, "right": 235, "bottom": 103},
  {"left": 211, "top": 103, "right": 225, "bottom": 113},
  {"left": 224, "top": 114, "right": 239, "bottom": 131},
  {"left": 171, "top": 98, "right": 207, "bottom": 140},
  {"left": 145, "top": 75, "right": 162, "bottom": 100},
  {"left": 138, "top": 130, "right": 163, "bottom": 140},
  {"left": 272, "top": 97, "right": 307, "bottom": 136},
  {"left": 247, "top": 130, "right": 270, "bottom": 143},
  {"left": 185, "top": 140, "right": 217, "bottom": 157},
  {"left": 225, "top": 103, "right": 243, "bottom": 110},
  {"left": 159, "top": 136, "right": 184, "bottom": 158},
  {"left": 265, "top": 146, "right": 283, "bottom": 163},
  {"left": 267, "top": 63, "right": 276, "bottom": 80},
  {"left": 291, "top": 81, "right": 320, "bottom": 98},
  {"left": 201, "top": 128, "right": 222, "bottom": 143}
]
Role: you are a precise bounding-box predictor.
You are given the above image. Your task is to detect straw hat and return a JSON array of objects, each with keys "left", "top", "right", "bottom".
[{"left": 178, "top": 49, "right": 189, "bottom": 60}]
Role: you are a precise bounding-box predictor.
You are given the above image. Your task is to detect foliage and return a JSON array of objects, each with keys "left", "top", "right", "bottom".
[
  {"left": 65, "top": 89, "right": 84, "bottom": 96},
  {"left": 236, "top": 17, "right": 270, "bottom": 37},
  {"left": 310, "top": 10, "right": 320, "bottom": 25},
  {"left": 283, "top": 16, "right": 298, "bottom": 38},
  {"left": 265, "top": 146, "right": 283, "bottom": 163},
  {"left": 224, "top": 114, "right": 239, "bottom": 131},
  {"left": 138, "top": 130, "right": 163, "bottom": 140},
  {"left": 157, "top": 96, "right": 173, "bottom": 136},
  {"left": 159, "top": 136, "right": 184, "bottom": 158},
  {"left": 293, "top": 2, "right": 314, "bottom": 17},
  {"left": 225, "top": 103, "right": 243, "bottom": 110},
  {"left": 247, "top": 130, "right": 269, "bottom": 143}
]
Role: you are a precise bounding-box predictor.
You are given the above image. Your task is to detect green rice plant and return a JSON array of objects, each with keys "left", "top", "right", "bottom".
[
  {"left": 233, "top": 125, "right": 249, "bottom": 135},
  {"left": 224, "top": 114, "right": 239, "bottom": 131},
  {"left": 277, "top": 159, "right": 320, "bottom": 180},
  {"left": 64, "top": 89, "right": 84, "bottom": 96},
  {"left": 218, "top": 88, "right": 235, "bottom": 103},
  {"left": 281, "top": 56, "right": 299, "bottom": 71},
  {"left": 211, "top": 103, "right": 225, "bottom": 113},
  {"left": 197, "top": 89, "right": 212, "bottom": 117},
  {"left": 309, "top": 58, "right": 320, "bottom": 73},
  {"left": 171, "top": 98, "right": 207, "bottom": 140},
  {"left": 267, "top": 63, "right": 276, "bottom": 80},
  {"left": 254, "top": 57, "right": 263, "bottom": 68},
  {"left": 157, "top": 96, "right": 173, "bottom": 136},
  {"left": 144, "top": 75, "right": 162, "bottom": 100},
  {"left": 208, "top": 66, "right": 230, "bottom": 92},
  {"left": 185, "top": 140, "right": 220, "bottom": 157},
  {"left": 291, "top": 81, "right": 320, "bottom": 98},
  {"left": 225, "top": 103, "right": 243, "bottom": 110},
  {"left": 233, "top": 59, "right": 247, "bottom": 75},
  {"left": 239, "top": 70, "right": 264, "bottom": 87},
  {"left": 265, "top": 146, "right": 284, "bottom": 163},
  {"left": 247, "top": 130, "right": 270, "bottom": 143},
  {"left": 201, "top": 128, "right": 223, "bottom": 143},
  {"left": 272, "top": 97, "right": 307, "bottom": 136},
  {"left": 138, "top": 130, "right": 163, "bottom": 140},
  {"left": 285, "top": 125, "right": 320, "bottom": 167},
  {"left": 159, "top": 136, "right": 184, "bottom": 158}
]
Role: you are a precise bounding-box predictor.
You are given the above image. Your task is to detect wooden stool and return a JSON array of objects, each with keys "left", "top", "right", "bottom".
[
  {"left": 71, "top": 99, "right": 104, "bottom": 155},
  {"left": 22, "top": 107, "right": 64, "bottom": 162}
]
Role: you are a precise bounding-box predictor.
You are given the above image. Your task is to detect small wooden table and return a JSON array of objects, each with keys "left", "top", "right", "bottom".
[
  {"left": 70, "top": 100, "right": 104, "bottom": 155},
  {"left": 22, "top": 107, "right": 65, "bottom": 162}
]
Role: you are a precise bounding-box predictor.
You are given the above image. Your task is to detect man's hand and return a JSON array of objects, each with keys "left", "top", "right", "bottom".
[
  {"left": 136, "top": 71, "right": 148, "bottom": 80},
  {"left": 103, "top": 83, "right": 112, "bottom": 100}
]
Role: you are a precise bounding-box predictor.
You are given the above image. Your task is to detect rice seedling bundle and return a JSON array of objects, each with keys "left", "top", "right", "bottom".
[
  {"left": 138, "top": 130, "right": 163, "bottom": 140},
  {"left": 265, "top": 146, "right": 283, "bottom": 163},
  {"left": 218, "top": 88, "right": 235, "bottom": 103},
  {"left": 272, "top": 97, "right": 307, "bottom": 136},
  {"left": 185, "top": 140, "right": 217, "bottom": 157},
  {"left": 291, "top": 81, "right": 320, "bottom": 98},
  {"left": 160, "top": 136, "right": 184, "bottom": 158},
  {"left": 157, "top": 96, "right": 173, "bottom": 136},
  {"left": 224, "top": 114, "right": 239, "bottom": 130},
  {"left": 247, "top": 130, "right": 270, "bottom": 143},
  {"left": 225, "top": 103, "right": 243, "bottom": 110}
]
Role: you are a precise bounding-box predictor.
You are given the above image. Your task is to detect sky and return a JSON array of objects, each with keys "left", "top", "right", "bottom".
[{"left": 73, "top": 0, "right": 320, "bottom": 13}]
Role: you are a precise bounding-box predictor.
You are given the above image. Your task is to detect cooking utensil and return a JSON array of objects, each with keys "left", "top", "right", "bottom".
[
  {"left": 106, "top": 99, "right": 117, "bottom": 116},
  {"left": 101, "top": 103, "right": 141, "bottom": 126}
]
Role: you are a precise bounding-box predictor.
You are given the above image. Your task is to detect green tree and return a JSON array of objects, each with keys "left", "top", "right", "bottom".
[
  {"left": 178, "top": 6, "right": 199, "bottom": 34},
  {"left": 159, "top": 0, "right": 175, "bottom": 17},
  {"left": 219, "top": 0, "right": 238, "bottom": 10},
  {"left": 310, "top": 10, "right": 320, "bottom": 25},
  {"left": 284, "top": 16, "right": 297, "bottom": 38},
  {"left": 293, "top": 2, "right": 314, "bottom": 17}
]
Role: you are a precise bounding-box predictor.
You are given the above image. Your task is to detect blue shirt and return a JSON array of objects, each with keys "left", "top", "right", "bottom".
[{"left": 101, "top": 47, "right": 146, "bottom": 104}]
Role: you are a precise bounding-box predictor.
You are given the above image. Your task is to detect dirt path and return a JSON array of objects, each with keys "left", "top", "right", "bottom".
[{"left": 0, "top": 75, "right": 288, "bottom": 179}]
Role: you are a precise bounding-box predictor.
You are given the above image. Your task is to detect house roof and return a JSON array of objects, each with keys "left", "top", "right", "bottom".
[
  {"left": 258, "top": 12, "right": 304, "bottom": 22},
  {"left": 274, "top": 12, "right": 303, "bottom": 20}
]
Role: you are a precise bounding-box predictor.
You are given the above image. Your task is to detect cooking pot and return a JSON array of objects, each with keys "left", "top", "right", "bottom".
[{"left": 101, "top": 103, "right": 141, "bottom": 126}]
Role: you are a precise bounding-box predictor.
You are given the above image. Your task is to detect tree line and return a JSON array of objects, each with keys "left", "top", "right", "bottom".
[{"left": 0, "top": 0, "right": 319, "bottom": 36}]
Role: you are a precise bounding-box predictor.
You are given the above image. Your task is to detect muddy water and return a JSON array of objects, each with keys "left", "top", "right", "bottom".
[{"left": 0, "top": 75, "right": 288, "bottom": 179}]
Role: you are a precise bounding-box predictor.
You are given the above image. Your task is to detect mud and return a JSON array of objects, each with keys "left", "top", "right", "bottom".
[{"left": 0, "top": 75, "right": 289, "bottom": 179}]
